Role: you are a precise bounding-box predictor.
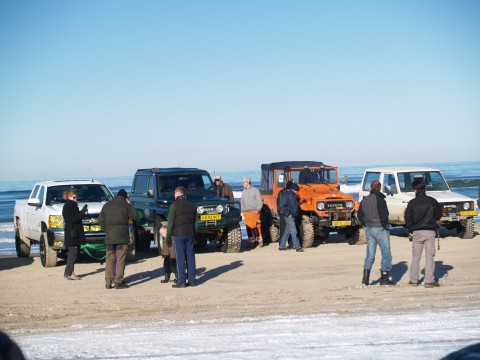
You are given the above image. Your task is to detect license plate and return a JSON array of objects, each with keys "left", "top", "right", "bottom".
[
  {"left": 460, "top": 211, "right": 477, "bottom": 216},
  {"left": 332, "top": 220, "right": 351, "bottom": 227},
  {"left": 200, "top": 214, "right": 221, "bottom": 221}
]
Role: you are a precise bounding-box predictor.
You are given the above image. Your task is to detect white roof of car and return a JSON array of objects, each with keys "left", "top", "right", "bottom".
[
  {"left": 35, "top": 179, "right": 106, "bottom": 186},
  {"left": 364, "top": 166, "right": 440, "bottom": 173}
]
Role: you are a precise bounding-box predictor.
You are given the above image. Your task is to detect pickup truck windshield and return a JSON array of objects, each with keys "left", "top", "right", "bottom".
[
  {"left": 398, "top": 171, "right": 449, "bottom": 192},
  {"left": 46, "top": 185, "right": 113, "bottom": 204},
  {"left": 156, "top": 174, "right": 214, "bottom": 195}
]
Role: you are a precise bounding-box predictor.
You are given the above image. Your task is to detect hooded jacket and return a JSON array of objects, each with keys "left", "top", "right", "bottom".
[
  {"left": 99, "top": 195, "right": 139, "bottom": 245},
  {"left": 405, "top": 191, "right": 442, "bottom": 232},
  {"left": 358, "top": 189, "right": 389, "bottom": 229}
]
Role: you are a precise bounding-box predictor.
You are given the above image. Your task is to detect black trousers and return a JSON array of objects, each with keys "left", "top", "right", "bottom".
[
  {"left": 164, "top": 256, "right": 177, "bottom": 276},
  {"left": 64, "top": 246, "right": 78, "bottom": 276}
]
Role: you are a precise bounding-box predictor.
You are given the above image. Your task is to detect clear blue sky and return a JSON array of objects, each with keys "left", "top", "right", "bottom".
[{"left": 1, "top": 1, "right": 479, "bottom": 181}]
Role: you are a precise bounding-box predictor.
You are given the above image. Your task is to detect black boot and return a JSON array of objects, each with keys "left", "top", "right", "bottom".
[
  {"left": 380, "top": 271, "right": 397, "bottom": 286},
  {"left": 362, "top": 269, "right": 370, "bottom": 286},
  {"left": 161, "top": 273, "right": 171, "bottom": 283}
]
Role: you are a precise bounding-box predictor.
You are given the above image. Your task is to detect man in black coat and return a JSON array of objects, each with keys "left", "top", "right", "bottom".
[
  {"left": 99, "top": 189, "right": 139, "bottom": 289},
  {"left": 167, "top": 186, "right": 198, "bottom": 288},
  {"left": 405, "top": 179, "right": 442, "bottom": 288}
]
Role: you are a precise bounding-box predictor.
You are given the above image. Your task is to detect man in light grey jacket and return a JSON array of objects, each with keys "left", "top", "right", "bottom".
[{"left": 241, "top": 177, "right": 264, "bottom": 247}]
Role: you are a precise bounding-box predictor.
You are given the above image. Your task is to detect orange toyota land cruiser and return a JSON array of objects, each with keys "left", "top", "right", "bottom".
[{"left": 260, "top": 161, "right": 364, "bottom": 247}]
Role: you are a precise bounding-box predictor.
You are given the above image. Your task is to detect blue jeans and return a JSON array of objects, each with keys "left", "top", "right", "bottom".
[
  {"left": 279, "top": 216, "right": 301, "bottom": 249},
  {"left": 363, "top": 226, "right": 392, "bottom": 272},
  {"left": 173, "top": 234, "right": 196, "bottom": 285}
]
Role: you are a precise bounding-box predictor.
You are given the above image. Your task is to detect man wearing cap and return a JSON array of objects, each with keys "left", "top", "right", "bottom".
[
  {"left": 214, "top": 175, "right": 234, "bottom": 203},
  {"left": 405, "top": 179, "right": 442, "bottom": 288},
  {"left": 278, "top": 180, "right": 304, "bottom": 252},
  {"left": 99, "top": 189, "right": 139, "bottom": 289},
  {"left": 241, "top": 177, "right": 264, "bottom": 247}
]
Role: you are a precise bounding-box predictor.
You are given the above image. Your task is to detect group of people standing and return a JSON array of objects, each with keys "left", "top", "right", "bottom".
[{"left": 358, "top": 179, "right": 442, "bottom": 288}]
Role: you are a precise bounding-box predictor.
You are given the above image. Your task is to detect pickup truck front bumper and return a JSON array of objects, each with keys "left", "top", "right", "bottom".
[{"left": 47, "top": 229, "right": 106, "bottom": 250}]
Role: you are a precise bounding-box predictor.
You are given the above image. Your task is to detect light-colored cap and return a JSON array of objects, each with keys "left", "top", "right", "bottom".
[
  {"left": 242, "top": 177, "right": 251, "bottom": 183},
  {"left": 214, "top": 175, "right": 221, "bottom": 180}
]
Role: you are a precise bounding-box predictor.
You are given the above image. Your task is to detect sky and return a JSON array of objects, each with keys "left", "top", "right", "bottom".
[
  {"left": 0, "top": 1, "right": 479, "bottom": 181},
  {"left": 11, "top": 309, "right": 480, "bottom": 359}
]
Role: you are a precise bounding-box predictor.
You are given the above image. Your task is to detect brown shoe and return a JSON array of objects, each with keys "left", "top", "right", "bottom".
[
  {"left": 408, "top": 281, "right": 418, "bottom": 287},
  {"left": 424, "top": 282, "right": 440, "bottom": 288},
  {"left": 257, "top": 241, "right": 264, "bottom": 248},
  {"left": 65, "top": 273, "right": 80, "bottom": 280}
]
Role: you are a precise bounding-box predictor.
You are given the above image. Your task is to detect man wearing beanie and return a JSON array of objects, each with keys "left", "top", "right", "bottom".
[
  {"left": 241, "top": 177, "right": 264, "bottom": 247},
  {"left": 406, "top": 179, "right": 442, "bottom": 288},
  {"left": 278, "top": 180, "right": 304, "bottom": 252},
  {"left": 99, "top": 189, "right": 139, "bottom": 289}
]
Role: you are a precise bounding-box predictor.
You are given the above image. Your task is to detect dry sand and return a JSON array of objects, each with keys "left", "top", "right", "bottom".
[{"left": 1, "top": 226, "right": 479, "bottom": 334}]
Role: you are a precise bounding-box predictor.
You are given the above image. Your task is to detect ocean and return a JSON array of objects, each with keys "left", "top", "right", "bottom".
[{"left": 1, "top": 161, "right": 479, "bottom": 256}]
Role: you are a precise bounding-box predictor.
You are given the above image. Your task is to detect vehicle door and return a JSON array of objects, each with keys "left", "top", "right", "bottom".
[
  {"left": 25, "top": 185, "right": 44, "bottom": 239},
  {"left": 381, "top": 173, "right": 404, "bottom": 224}
]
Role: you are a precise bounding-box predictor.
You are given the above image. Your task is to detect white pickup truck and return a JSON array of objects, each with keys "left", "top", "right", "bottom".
[
  {"left": 359, "top": 167, "right": 477, "bottom": 239},
  {"left": 14, "top": 180, "right": 114, "bottom": 267}
]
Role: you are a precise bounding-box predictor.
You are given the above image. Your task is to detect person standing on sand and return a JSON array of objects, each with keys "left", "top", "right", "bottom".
[
  {"left": 278, "top": 181, "right": 303, "bottom": 252},
  {"left": 166, "top": 186, "right": 198, "bottom": 288},
  {"left": 62, "top": 189, "right": 88, "bottom": 280},
  {"left": 99, "top": 189, "right": 138, "bottom": 289},
  {"left": 241, "top": 177, "right": 264, "bottom": 248},
  {"left": 405, "top": 179, "right": 442, "bottom": 288},
  {"left": 358, "top": 180, "right": 396, "bottom": 286}
]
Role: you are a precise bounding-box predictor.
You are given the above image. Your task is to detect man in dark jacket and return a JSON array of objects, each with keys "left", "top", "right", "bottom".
[
  {"left": 405, "top": 179, "right": 442, "bottom": 288},
  {"left": 99, "top": 189, "right": 139, "bottom": 289},
  {"left": 214, "top": 175, "right": 234, "bottom": 203},
  {"left": 278, "top": 181, "right": 303, "bottom": 252},
  {"left": 358, "top": 180, "right": 395, "bottom": 286},
  {"left": 167, "top": 186, "right": 198, "bottom": 288}
]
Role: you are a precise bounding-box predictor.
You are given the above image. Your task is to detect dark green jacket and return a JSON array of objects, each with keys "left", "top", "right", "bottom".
[{"left": 99, "top": 196, "right": 139, "bottom": 245}]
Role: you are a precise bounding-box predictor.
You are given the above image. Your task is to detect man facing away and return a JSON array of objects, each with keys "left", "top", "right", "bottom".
[
  {"left": 241, "top": 177, "right": 264, "bottom": 247},
  {"left": 278, "top": 181, "right": 304, "bottom": 252},
  {"left": 358, "top": 180, "right": 396, "bottom": 286},
  {"left": 167, "top": 186, "right": 198, "bottom": 288},
  {"left": 99, "top": 189, "right": 139, "bottom": 289},
  {"left": 405, "top": 179, "right": 442, "bottom": 288}
]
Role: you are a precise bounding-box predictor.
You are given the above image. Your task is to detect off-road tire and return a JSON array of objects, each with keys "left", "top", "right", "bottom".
[
  {"left": 300, "top": 216, "right": 315, "bottom": 248},
  {"left": 40, "top": 232, "right": 57, "bottom": 267},
  {"left": 269, "top": 224, "right": 279, "bottom": 243},
  {"left": 316, "top": 226, "right": 329, "bottom": 241},
  {"left": 135, "top": 224, "right": 151, "bottom": 252},
  {"left": 457, "top": 218, "right": 475, "bottom": 239},
  {"left": 15, "top": 221, "right": 31, "bottom": 257},
  {"left": 221, "top": 224, "right": 242, "bottom": 253},
  {"left": 346, "top": 226, "right": 366, "bottom": 245}
]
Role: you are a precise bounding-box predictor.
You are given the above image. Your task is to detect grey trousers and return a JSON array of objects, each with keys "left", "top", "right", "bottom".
[
  {"left": 410, "top": 230, "right": 436, "bottom": 283},
  {"left": 105, "top": 244, "right": 127, "bottom": 285}
]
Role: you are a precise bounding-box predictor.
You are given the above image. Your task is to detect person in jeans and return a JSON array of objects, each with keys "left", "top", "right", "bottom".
[
  {"left": 167, "top": 186, "right": 198, "bottom": 288},
  {"left": 62, "top": 189, "right": 87, "bottom": 280},
  {"left": 358, "top": 180, "right": 396, "bottom": 286},
  {"left": 405, "top": 179, "right": 442, "bottom": 288},
  {"left": 99, "top": 189, "right": 139, "bottom": 289},
  {"left": 278, "top": 181, "right": 303, "bottom": 252}
]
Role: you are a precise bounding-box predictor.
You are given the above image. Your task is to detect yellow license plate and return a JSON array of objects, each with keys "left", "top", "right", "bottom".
[
  {"left": 200, "top": 214, "right": 221, "bottom": 221},
  {"left": 83, "top": 225, "right": 103, "bottom": 232},
  {"left": 459, "top": 211, "right": 477, "bottom": 216},
  {"left": 332, "top": 220, "right": 351, "bottom": 227}
]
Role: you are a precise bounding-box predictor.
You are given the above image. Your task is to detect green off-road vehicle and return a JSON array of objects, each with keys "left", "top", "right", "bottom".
[{"left": 129, "top": 168, "right": 243, "bottom": 254}]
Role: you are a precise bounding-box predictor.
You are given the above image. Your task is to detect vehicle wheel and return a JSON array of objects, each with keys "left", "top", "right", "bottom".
[
  {"left": 221, "top": 224, "right": 242, "bottom": 253},
  {"left": 269, "top": 224, "right": 279, "bottom": 243},
  {"left": 316, "top": 226, "right": 329, "bottom": 241},
  {"left": 15, "top": 221, "right": 31, "bottom": 257},
  {"left": 300, "top": 216, "right": 315, "bottom": 248},
  {"left": 135, "top": 223, "right": 151, "bottom": 252},
  {"left": 40, "top": 232, "right": 57, "bottom": 267},
  {"left": 346, "top": 226, "right": 366, "bottom": 245},
  {"left": 457, "top": 218, "right": 474, "bottom": 239}
]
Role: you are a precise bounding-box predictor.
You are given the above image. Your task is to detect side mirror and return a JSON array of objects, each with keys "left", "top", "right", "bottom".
[
  {"left": 27, "top": 198, "right": 42, "bottom": 207},
  {"left": 147, "top": 189, "right": 154, "bottom": 198}
]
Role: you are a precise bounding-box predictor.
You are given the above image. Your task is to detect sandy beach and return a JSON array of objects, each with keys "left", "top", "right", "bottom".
[{"left": 1, "top": 226, "right": 479, "bottom": 335}]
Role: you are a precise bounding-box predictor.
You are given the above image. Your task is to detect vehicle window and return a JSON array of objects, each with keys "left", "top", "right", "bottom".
[
  {"left": 399, "top": 171, "right": 448, "bottom": 192},
  {"left": 276, "top": 171, "right": 287, "bottom": 187},
  {"left": 132, "top": 175, "right": 149, "bottom": 194},
  {"left": 37, "top": 186, "right": 45, "bottom": 204},
  {"left": 47, "top": 185, "right": 113, "bottom": 203},
  {"left": 383, "top": 173, "right": 397, "bottom": 194},
  {"left": 158, "top": 174, "right": 214, "bottom": 194},
  {"left": 30, "top": 185, "right": 40, "bottom": 199},
  {"left": 294, "top": 169, "right": 338, "bottom": 184},
  {"left": 363, "top": 172, "right": 380, "bottom": 191}
]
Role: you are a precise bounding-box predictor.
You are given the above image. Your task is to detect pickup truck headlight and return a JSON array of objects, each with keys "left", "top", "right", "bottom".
[
  {"left": 317, "top": 202, "right": 325, "bottom": 210},
  {"left": 49, "top": 215, "right": 64, "bottom": 229},
  {"left": 197, "top": 206, "right": 205, "bottom": 214},
  {"left": 463, "top": 202, "right": 471, "bottom": 210}
]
